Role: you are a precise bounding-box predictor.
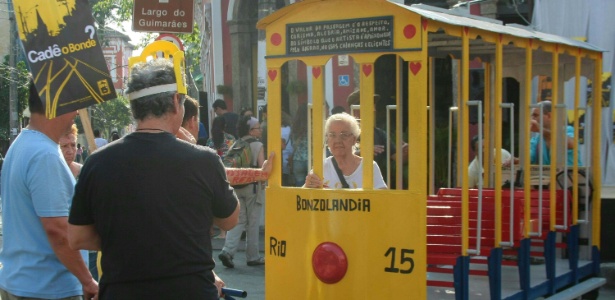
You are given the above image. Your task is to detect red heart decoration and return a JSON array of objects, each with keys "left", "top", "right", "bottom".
[
  {"left": 312, "top": 67, "right": 321, "bottom": 79},
  {"left": 403, "top": 25, "right": 416, "bottom": 39},
  {"left": 422, "top": 19, "right": 428, "bottom": 31},
  {"left": 464, "top": 27, "right": 469, "bottom": 36},
  {"left": 409, "top": 62, "right": 421, "bottom": 75},
  {"left": 362, "top": 64, "right": 372, "bottom": 77},
  {"left": 271, "top": 33, "right": 282, "bottom": 46},
  {"left": 268, "top": 70, "right": 277, "bottom": 81}
]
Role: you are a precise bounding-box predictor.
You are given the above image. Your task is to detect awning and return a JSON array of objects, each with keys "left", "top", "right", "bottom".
[{"left": 393, "top": 3, "right": 604, "bottom": 53}]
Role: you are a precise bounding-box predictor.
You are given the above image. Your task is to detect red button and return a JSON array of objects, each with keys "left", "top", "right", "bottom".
[{"left": 312, "top": 242, "right": 348, "bottom": 284}]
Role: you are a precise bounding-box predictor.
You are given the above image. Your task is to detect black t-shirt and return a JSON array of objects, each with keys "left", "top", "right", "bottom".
[{"left": 69, "top": 132, "right": 238, "bottom": 299}]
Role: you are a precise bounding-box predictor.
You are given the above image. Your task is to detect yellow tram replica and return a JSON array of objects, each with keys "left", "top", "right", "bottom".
[{"left": 258, "top": 0, "right": 605, "bottom": 299}]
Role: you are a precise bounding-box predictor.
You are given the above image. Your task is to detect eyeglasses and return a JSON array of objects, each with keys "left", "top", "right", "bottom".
[
  {"left": 251, "top": 127, "right": 262, "bottom": 130},
  {"left": 326, "top": 132, "right": 353, "bottom": 141}
]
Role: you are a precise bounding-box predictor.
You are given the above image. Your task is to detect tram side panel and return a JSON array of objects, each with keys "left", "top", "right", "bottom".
[{"left": 265, "top": 188, "right": 426, "bottom": 299}]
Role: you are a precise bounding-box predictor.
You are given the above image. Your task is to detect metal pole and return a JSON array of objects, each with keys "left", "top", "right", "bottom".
[
  {"left": 448, "top": 107, "right": 458, "bottom": 188},
  {"left": 385, "top": 105, "right": 397, "bottom": 188},
  {"left": 466, "top": 101, "right": 482, "bottom": 255},
  {"left": 8, "top": 0, "right": 20, "bottom": 141}
]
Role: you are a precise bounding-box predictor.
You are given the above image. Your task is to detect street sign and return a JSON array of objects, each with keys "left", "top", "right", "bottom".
[
  {"left": 338, "top": 55, "right": 349, "bottom": 66},
  {"left": 133, "top": 0, "right": 194, "bottom": 33},
  {"left": 156, "top": 33, "right": 184, "bottom": 51}
]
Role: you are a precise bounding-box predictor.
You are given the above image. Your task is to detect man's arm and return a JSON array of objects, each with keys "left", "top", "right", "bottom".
[
  {"left": 213, "top": 270, "right": 226, "bottom": 296},
  {"left": 565, "top": 126, "right": 576, "bottom": 149},
  {"left": 68, "top": 224, "right": 101, "bottom": 251},
  {"left": 176, "top": 129, "right": 274, "bottom": 185},
  {"left": 225, "top": 152, "right": 274, "bottom": 185},
  {"left": 214, "top": 202, "right": 240, "bottom": 231},
  {"left": 532, "top": 123, "right": 575, "bottom": 150},
  {"left": 41, "top": 217, "right": 98, "bottom": 298}
]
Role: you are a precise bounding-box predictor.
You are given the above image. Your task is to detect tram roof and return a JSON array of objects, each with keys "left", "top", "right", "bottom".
[
  {"left": 401, "top": 3, "right": 603, "bottom": 53},
  {"left": 257, "top": 0, "right": 603, "bottom": 54}
]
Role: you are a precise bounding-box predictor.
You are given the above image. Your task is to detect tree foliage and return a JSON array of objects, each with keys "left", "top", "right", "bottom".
[
  {"left": 89, "top": 0, "right": 134, "bottom": 29},
  {"left": 85, "top": 0, "right": 201, "bottom": 136},
  {"left": 0, "top": 56, "right": 30, "bottom": 141},
  {"left": 87, "top": 96, "right": 133, "bottom": 138},
  {"left": 90, "top": 0, "right": 202, "bottom": 73}
]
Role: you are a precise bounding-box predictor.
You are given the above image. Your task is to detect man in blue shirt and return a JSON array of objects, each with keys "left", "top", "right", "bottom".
[
  {"left": 530, "top": 101, "right": 581, "bottom": 166},
  {"left": 0, "top": 82, "right": 96, "bottom": 299}
]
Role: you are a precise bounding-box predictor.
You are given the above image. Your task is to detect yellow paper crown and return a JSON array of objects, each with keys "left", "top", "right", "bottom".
[{"left": 127, "top": 40, "right": 187, "bottom": 99}]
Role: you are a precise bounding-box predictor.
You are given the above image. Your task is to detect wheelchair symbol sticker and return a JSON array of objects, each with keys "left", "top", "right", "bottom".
[{"left": 339, "top": 75, "right": 350, "bottom": 87}]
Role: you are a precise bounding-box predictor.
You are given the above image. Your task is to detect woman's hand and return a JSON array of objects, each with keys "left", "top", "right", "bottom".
[{"left": 304, "top": 171, "right": 322, "bottom": 188}]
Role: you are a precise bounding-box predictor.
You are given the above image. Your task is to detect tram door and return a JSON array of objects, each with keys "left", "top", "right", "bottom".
[{"left": 258, "top": 1, "right": 428, "bottom": 298}]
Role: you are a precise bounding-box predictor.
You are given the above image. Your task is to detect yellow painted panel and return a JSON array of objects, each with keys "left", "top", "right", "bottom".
[
  {"left": 265, "top": 188, "right": 426, "bottom": 299},
  {"left": 394, "top": 13, "right": 423, "bottom": 50},
  {"left": 266, "top": 30, "right": 287, "bottom": 57},
  {"left": 263, "top": 0, "right": 422, "bottom": 57}
]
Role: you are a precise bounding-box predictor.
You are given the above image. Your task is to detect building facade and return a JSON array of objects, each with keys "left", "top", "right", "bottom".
[
  {"left": 0, "top": 5, "right": 10, "bottom": 59},
  {"left": 197, "top": 0, "right": 531, "bottom": 118},
  {"left": 99, "top": 28, "right": 135, "bottom": 95}
]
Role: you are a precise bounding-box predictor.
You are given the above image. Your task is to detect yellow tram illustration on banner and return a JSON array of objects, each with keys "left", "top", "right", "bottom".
[{"left": 258, "top": 0, "right": 605, "bottom": 299}]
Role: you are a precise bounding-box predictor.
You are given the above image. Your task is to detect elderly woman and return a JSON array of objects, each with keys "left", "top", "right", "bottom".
[
  {"left": 59, "top": 124, "right": 82, "bottom": 178},
  {"left": 304, "top": 113, "right": 387, "bottom": 189}
]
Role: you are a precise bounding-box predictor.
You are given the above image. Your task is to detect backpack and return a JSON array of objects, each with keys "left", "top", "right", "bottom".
[{"left": 223, "top": 137, "right": 257, "bottom": 169}]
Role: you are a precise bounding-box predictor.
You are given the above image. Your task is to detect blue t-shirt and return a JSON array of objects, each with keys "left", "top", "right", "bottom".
[
  {"left": 0, "top": 129, "right": 88, "bottom": 298},
  {"left": 198, "top": 122, "right": 209, "bottom": 140},
  {"left": 530, "top": 125, "right": 581, "bottom": 166}
]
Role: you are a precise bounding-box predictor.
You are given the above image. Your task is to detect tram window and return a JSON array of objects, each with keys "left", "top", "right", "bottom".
[
  {"left": 346, "top": 90, "right": 409, "bottom": 189},
  {"left": 285, "top": 103, "right": 309, "bottom": 187},
  {"left": 304, "top": 112, "right": 388, "bottom": 189},
  {"left": 274, "top": 55, "right": 413, "bottom": 191}
]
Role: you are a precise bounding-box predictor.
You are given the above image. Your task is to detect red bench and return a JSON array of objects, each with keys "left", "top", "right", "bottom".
[{"left": 426, "top": 188, "right": 571, "bottom": 287}]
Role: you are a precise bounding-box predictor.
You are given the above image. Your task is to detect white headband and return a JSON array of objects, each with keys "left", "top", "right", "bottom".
[{"left": 128, "top": 84, "right": 177, "bottom": 101}]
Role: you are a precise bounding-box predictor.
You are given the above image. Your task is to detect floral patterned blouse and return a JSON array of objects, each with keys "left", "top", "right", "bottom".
[
  {"left": 291, "top": 136, "right": 308, "bottom": 161},
  {"left": 206, "top": 133, "right": 236, "bottom": 158}
]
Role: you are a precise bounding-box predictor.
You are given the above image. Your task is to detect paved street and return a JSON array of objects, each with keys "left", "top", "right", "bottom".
[
  {"left": 211, "top": 228, "right": 265, "bottom": 300},
  {"left": 0, "top": 217, "right": 267, "bottom": 299},
  {"left": 0, "top": 218, "right": 613, "bottom": 299}
]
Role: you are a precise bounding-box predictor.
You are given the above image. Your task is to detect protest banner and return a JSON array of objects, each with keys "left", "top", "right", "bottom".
[{"left": 12, "top": 0, "right": 116, "bottom": 118}]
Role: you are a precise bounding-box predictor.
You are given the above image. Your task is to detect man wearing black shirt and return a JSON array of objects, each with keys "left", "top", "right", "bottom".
[{"left": 68, "top": 58, "right": 240, "bottom": 300}]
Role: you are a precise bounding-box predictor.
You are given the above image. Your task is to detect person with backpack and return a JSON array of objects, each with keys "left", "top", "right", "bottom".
[
  {"left": 218, "top": 116, "right": 266, "bottom": 268},
  {"left": 207, "top": 116, "right": 236, "bottom": 159},
  {"left": 206, "top": 115, "right": 236, "bottom": 239}
]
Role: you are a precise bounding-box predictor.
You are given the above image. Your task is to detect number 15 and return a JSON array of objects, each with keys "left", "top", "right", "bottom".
[{"left": 384, "top": 247, "right": 414, "bottom": 274}]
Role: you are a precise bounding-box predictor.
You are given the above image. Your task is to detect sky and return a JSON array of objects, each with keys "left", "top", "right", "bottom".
[{"left": 108, "top": 20, "right": 148, "bottom": 55}]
